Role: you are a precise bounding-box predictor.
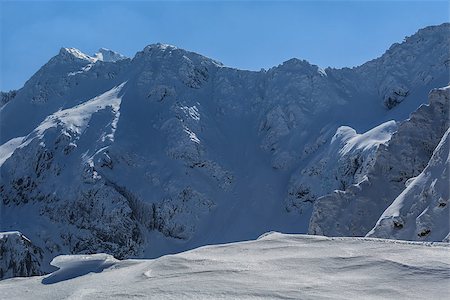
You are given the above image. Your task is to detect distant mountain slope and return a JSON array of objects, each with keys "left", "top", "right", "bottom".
[
  {"left": 0, "top": 23, "right": 449, "bottom": 276},
  {"left": 308, "top": 85, "right": 449, "bottom": 237}
]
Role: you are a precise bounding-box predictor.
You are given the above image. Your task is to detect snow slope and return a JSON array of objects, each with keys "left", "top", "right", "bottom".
[
  {"left": 0, "top": 23, "right": 449, "bottom": 276},
  {"left": 1, "top": 233, "right": 449, "bottom": 299}
]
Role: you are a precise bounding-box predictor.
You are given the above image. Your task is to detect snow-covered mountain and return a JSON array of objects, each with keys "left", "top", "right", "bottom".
[
  {"left": 309, "top": 85, "right": 449, "bottom": 237},
  {"left": 0, "top": 23, "right": 449, "bottom": 277},
  {"left": 367, "top": 125, "right": 450, "bottom": 242},
  {"left": 1, "top": 233, "right": 449, "bottom": 299}
]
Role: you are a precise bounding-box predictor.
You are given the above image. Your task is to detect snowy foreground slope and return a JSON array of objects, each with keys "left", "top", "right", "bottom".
[
  {"left": 1, "top": 233, "right": 449, "bottom": 300},
  {"left": 0, "top": 23, "right": 449, "bottom": 278}
]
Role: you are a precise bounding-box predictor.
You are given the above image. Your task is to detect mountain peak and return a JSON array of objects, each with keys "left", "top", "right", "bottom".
[
  {"left": 389, "top": 22, "right": 450, "bottom": 52},
  {"left": 272, "top": 57, "right": 324, "bottom": 75},
  {"left": 135, "top": 43, "right": 223, "bottom": 67},
  {"left": 57, "top": 47, "right": 127, "bottom": 64},
  {"left": 58, "top": 47, "right": 96, "bottom": 63},
  {"left": 143, "top": 43, "right": 178, "bottom": 52},
  {"left": 280, "top": 58, "right": 314, "bottom": 68},
  {"left": 94, "top": 48, "right": 128, "bottom": 62}
]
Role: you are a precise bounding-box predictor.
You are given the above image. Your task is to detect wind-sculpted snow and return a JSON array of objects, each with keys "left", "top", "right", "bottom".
[
  {"left": 1, "top": 233, "right": 449, "bottom": 299},
  {"left": 41, "top": 253, "right": 117, "bottom": 284},
  {"left": 0, "top": 24, "right": 449, "bottom": 277}
]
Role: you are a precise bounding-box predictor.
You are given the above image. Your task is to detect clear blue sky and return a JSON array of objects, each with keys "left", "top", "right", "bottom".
[{"left": 0, "top": 0, "right": 448, "bottom": 91}]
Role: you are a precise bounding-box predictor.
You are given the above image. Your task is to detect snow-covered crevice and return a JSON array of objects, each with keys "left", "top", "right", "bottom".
[{"left": 309, "top": 86, "right": 450, "bottom": 237}]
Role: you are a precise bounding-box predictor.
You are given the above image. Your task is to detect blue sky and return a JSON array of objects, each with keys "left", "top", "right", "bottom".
[{"left": 0, "top": 0, "right": 448, "bottom": 91}]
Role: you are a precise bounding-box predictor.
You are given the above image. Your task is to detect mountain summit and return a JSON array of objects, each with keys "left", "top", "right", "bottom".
[{"left": 94, "top": 48, "right": 128, "bottom": 62}]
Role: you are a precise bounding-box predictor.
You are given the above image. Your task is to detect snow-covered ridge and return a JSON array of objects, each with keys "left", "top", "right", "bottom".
[
  {"left": 31, "top": 82, "right": 124, "bottom": 139},
  {"left": 0, "top": 90, "right": 17, "bottom": 109},
  {"left": 58, "top": 47, "right": 128, "bottom": 63},
  {"left": 308, "top": 85, "right": 449, "bottom": 238},
  {"left": 138, "top": 43, "right": 223, "bottom": 67},
  {"left": 1, "top": 233, "right": 449, "bottom": 299},
  {"left": 285, "top": 120, "right": 398, "bottom": 212},
  {"left": 94, "top": 48, "right": 127, "bottom": 62},
  {"left": 58, "top": 47, "right": 96, "bottom": 62},
  {"left": 336, "top": 121, "right": 397, "bottom": 155}
]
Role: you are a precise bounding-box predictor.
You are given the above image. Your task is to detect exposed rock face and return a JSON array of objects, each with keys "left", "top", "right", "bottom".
[
  {"left": 0, "top": 232, "right": 44, "bottom": 279},
  {"left": 367, "top": 93, "right": 450, "bottom": 242},
  {"left": 0, "top": 90, "right": 16, "bottom": 108}
]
